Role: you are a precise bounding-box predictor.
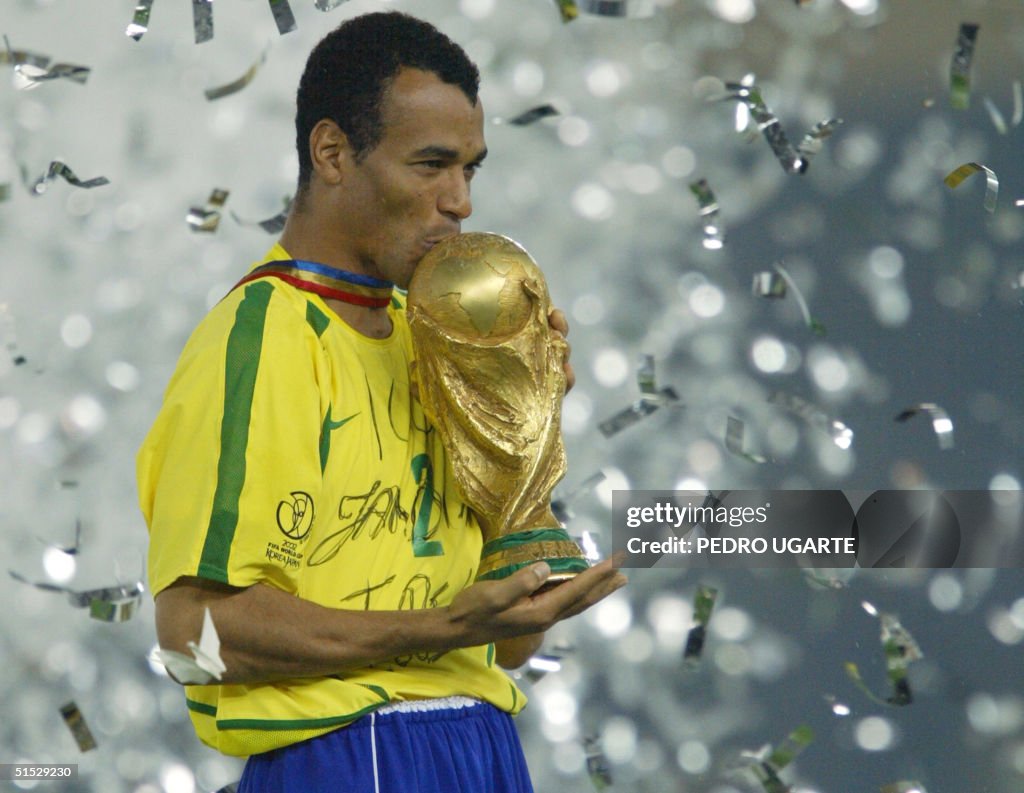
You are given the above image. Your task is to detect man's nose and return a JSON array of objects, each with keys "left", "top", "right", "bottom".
[{"left": 438, "top": 169, "right": 472, "bottom": 220}]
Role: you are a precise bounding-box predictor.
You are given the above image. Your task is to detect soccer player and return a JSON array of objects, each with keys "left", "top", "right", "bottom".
[{"left": 138, "top": 11, "right": 625, "bottom": 792}]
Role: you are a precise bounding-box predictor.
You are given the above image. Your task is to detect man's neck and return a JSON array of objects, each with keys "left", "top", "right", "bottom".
[{"left": 278, "top": 211, "right": 394, "bottom": 339}]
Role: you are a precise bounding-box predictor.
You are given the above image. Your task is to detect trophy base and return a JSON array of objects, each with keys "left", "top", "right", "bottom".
[{"left": 475, "top": 528, "right": 590, "bottom": 582}]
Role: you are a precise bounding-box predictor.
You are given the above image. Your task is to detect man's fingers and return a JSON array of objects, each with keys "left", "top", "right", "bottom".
[
  {"left": 548, "top": 308, "right": 570, "bottom": 337},
  {"left": 531, "top": 559, "right": 624, "bottom": 617}
]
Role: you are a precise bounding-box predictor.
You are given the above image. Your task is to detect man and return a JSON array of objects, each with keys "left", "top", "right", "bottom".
[{"left": 138, "top": 11, "right": 625, "bottom": 792}]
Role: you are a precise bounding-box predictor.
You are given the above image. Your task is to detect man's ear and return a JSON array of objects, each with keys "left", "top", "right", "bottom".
[{"left": 309, "top": 119, "right": 353, "bottom": 186}]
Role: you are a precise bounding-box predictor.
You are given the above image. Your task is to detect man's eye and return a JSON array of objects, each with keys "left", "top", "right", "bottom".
[{"left": 420, "top": 160, "right": 444, "bottom": 169}]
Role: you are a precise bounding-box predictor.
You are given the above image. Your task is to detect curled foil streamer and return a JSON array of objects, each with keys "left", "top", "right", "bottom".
[
  {"left": 126, "top": 0, "right": 155, "bottom": 41},
  {"left": 551, "top": 471, "right": 606, "bottom": 525},
  {"left": 944, "top": 162, "right": 998, "bottom": 213},
  {"left": 796, "top": 117, "right": 843, "bottom": 161},
  {"left": 231, "top": 196, "right": 292, "bottom": 234},
  {"left": 773, "top": 263, "right": 826, "bottom": 335},
  {"left": 8, "top": 571, "right": 144, "bottom": 623},
  {"left": 736, "top": 725, "right": 813, "bottom": 793},
  {"left": 315, "top": 0, "right": 350, "bottom": 10},
  {"left": 894, "top": 402, "right": 955, "bottom": 450},
  {"left": 187, "top": 188, "right": 230, "bottom": 232},
  {"left": 60, "top": 702, "right": 97, "bottom": 752},
  {"left": 722, "top": 82, "right": 839, "bottom": 174},
  {"left": 845, "top": 602, "right": 923, "bottom": 706},
  {"left": 205, "top": 48, "right": 269, "bottom": 100},
  {"left": 725, "top": 415, "right": 769, "bottom": 464},
  {"left": 35, "top": 518, "right": 82, "bottom": 556},
  {"left": 985, "top": 81, "right": 1024, "bottom": 133},
  {"left": 598, "top": 356, "right": 680, "bottom": 437},
  {"left": 950, "top": 23, "right": 979, "bottom": 110},
  {"left": 769, "top": 391, "right": 853, "bottom": 450},
  {"left": 583, "top": 735, "right": 613, "bottom": 790},
  {"left": 23, "top": 161, "right": 109, "bottom": 196},
  {"left": 0, "top": 41, "right": 51, "bottom": 69},
  {"left": 683, "top": 585, "right": 718, "bottom": 668},
  {"left": 193, "top": 0, "right": 213, "bottom": 44},
  {"left": 724, "top": 82, "right": 805, "bottom": 174},
  {"left": 498, "top": 104, "right": 560, "bottom": 126},
  {"left": 689, "top": 178, "right": 724, "bottom": 249},
  {"left": 268, "top": 0, "right": 297, "bottom": 35},
  {"left": 12, "top": 61, "right": 89, "bottom": 89}
]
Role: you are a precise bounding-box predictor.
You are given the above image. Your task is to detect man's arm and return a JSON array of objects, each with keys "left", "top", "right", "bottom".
[{"left": 155, "top": 558, "right": 624, "bottom": 685}]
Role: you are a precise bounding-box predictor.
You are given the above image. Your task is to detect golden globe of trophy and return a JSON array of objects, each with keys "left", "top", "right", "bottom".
[{"left": 407, "top": 232, "right": 590, "bottom": 584}]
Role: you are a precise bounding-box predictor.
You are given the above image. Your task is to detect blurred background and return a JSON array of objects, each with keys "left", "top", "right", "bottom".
[{"left": 1, "top": 0, "right": 1022, "bottom": 790}]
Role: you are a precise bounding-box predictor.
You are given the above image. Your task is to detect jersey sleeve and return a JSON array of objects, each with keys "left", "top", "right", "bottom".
[{"left": 139, "top": 280, "right": 328, "bottom": 597}]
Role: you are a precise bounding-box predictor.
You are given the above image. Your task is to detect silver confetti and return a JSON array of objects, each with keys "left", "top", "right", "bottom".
[
  {"left": 497, "top": 104, "right": 560, "bottom": 126},
  {"left": 193, "top": 0, "right": 214, "bottom": 44},
  {"left": 188, "top": 188, "right": 230, "bottom": 232},
  {"left": 204, "top": 48, "right": 269, "bottom": 101},
  {"left": 0, "top": 38, "right": 51, "bottom": 69},
  {"left": 950, "top": 22, "right": 979, "bottom": 110},
  {"left": 773, "top": 262, "right": 825, "bottom": 334},
  {"left": 60, "top": 702, "right": 98, "bottom": 752},
  {"left": 598, "top": 356, "right": 680, "bottom": 437},
  {"left": 683, "top": 585, "right": 717, "bottom": 668},
  {"left": 768, "top": 391, "right": 853, "bottom": 450},
  {"left": 689, "top": 178, "right": 724, "bottom": 250},
  {"left": 268, "top": 0, "right": 297, "bottom": 35},
  {"left": 314, "top": 0, "right": 350, "bottom": 9},
  {"left": 796, "top": 117, "right": 843, "bottom": 161},
  {"left": 725, "top": 415, "right": 769, "bottom": 464},
  {"left": 524, "top": 653, "right": 564, "bottom": 682},
  {"left": 944, "top": 161, "right": 998, "bottom": 213},
  {"left": 231, "top": 195, "right": 292, "bottom": 234},
  {"left": 12, "top": 61, "right": 89, "bottom": 90},
  {"left": 894, "top": 403, "right": 955, "bottom": 450},
  {"left": 23, "top": 161, "right": 109, "bottom": 196},
  {"left": 0, "top": 303, "right": 28, "bottom": 366},
  {"left": 752, "top": 271, "right": 786, "bottom": 298},
  {"left": 9, "top": 571, "right": 145, "bottom": 623},
  {"left": 880, "top": 782, "right": 929, "bottom": 793},
  {"left": 126, "top": 0, "right": 156, "bottom": 41},
  {"left": 551, "top": 471, "right": 606, "bottom": 524},
  {"left": 584, "top": 734, "right": 613, "bottom": 790},
  {"left": 724, "top": 82, "right": 805, "bottom": 174},
  {"left": 579, "top": 0, "right": 654, "bottom": 17}
]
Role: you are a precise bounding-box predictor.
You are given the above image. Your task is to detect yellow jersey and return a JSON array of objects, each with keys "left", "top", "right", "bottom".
[{"left": 138, "top": 244, "right": 525, "bottom": 757}]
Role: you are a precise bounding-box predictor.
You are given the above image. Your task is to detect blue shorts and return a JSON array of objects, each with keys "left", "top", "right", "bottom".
[{"left": 238, "top": 698, "right": 534, "bottom": 793}]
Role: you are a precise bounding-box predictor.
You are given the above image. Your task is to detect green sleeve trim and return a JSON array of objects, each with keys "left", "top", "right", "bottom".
[
  {"left": 486, "top": 643, "right": 495, "bottom": 667},
  {"left": 186, "top": 698, "right": 218, "bottom": 717},
  {"left": 198, "top": 281, "right": 274, "bottom": 581}
]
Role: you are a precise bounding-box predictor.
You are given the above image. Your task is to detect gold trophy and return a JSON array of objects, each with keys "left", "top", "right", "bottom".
[{"left": 407, "top": 232, "right": 590, "bottom": 583}]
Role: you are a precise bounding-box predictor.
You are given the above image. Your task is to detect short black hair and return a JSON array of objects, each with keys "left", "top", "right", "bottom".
[{"left": 295, "top": 11, "right": 480, "bottom": 190}]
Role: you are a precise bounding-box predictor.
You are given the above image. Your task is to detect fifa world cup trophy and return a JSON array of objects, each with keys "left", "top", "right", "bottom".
[{"left": 407, "top": 232, "right": 590, "bottom": 583}]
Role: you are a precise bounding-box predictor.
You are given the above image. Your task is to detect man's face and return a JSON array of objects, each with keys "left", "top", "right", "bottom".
[{"left": 338, "top": 68, "right": 487, "bottom": 290}]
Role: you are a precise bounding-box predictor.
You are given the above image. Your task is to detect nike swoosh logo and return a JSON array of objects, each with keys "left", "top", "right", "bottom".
[{"left": 326, "top": 412, "right": 359, "bottom": 432}]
